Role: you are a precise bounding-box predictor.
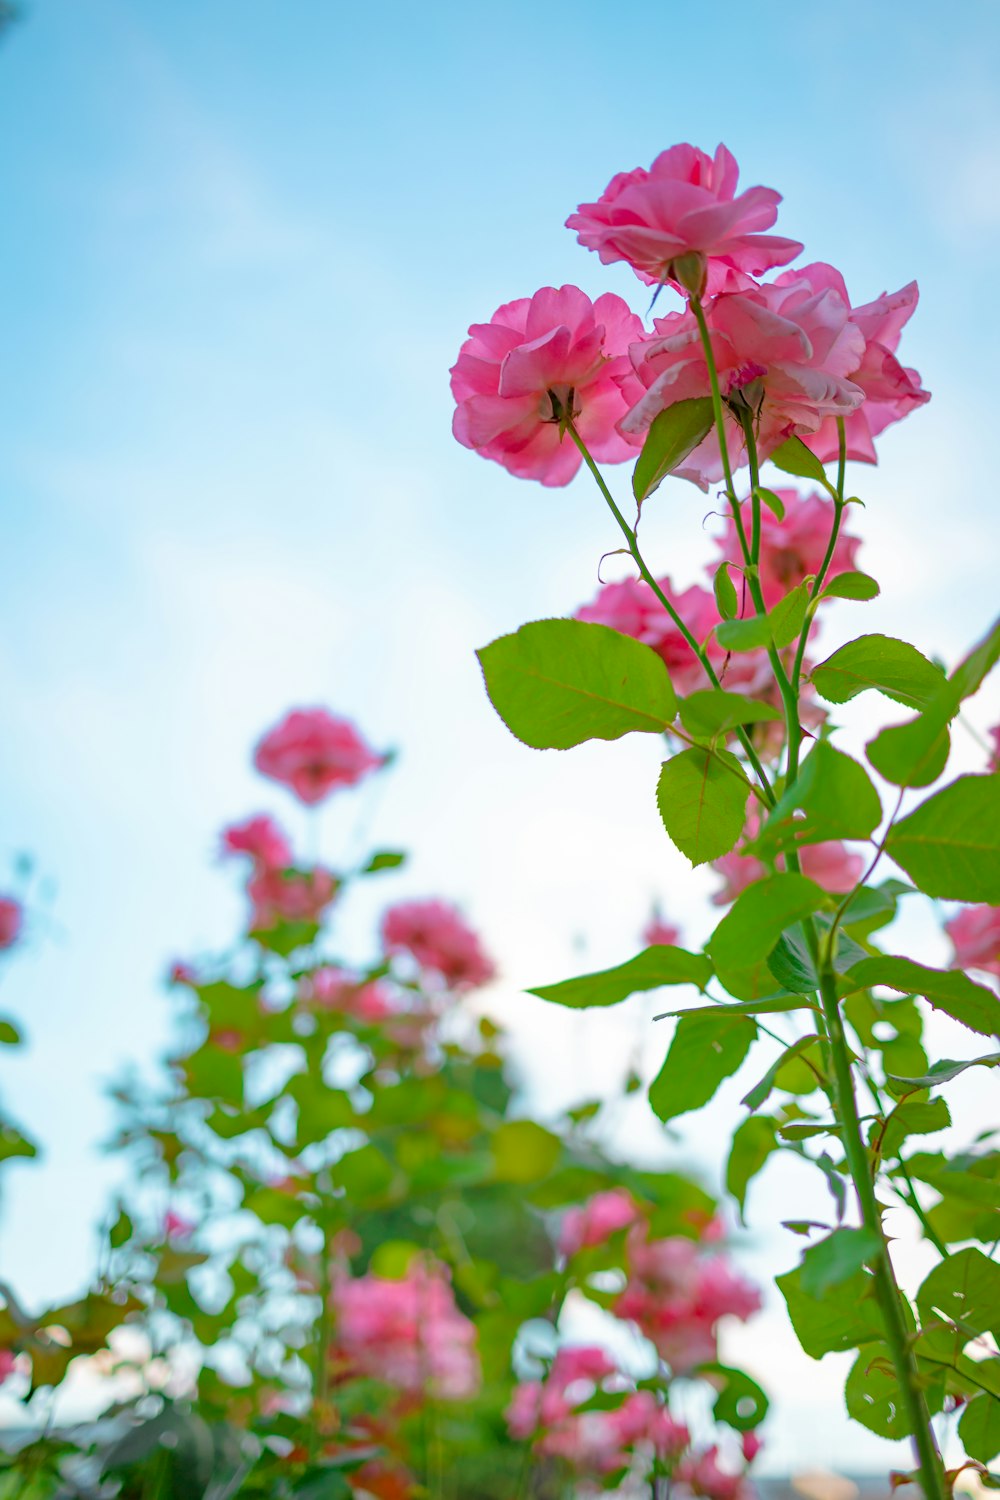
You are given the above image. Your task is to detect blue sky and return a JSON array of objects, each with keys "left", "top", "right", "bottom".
[{"left": 1, "top": 0, "right": 999, "bottom": 1472}]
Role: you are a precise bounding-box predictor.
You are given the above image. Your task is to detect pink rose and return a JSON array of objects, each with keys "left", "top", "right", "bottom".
[
  {"left": 332, "top": 1264, "right": 480, "bottom": 1402},
  {"left": 381, "top": 899, "right": 495, "bottom": 991},
  {"left": 0, "top": 1349, "right": 18, "bottom": 1385},
  {"left": 945, "top": 905, "right": 1000, "bottom": 979},
  {"left": 300, "top": 966, "right": 396, "bottom": 1022},
  {"left": 450, "top": 285, "right": 644, "bottom": 486},
  {"left": 622, "top": 265, "right": 866, "bottom": 488},
  {"left": 567, "top": 143, "right": 802, "bottom": 295},
  {"left": 254, "top": 709, "right": 385, "bottom": 806},
  {"left": 642, "top": 913, "right": 682, "bottom": 947},
  {"left": 220, "top": 814, "right": 293, "bottom": 871},
  {"left": 713, "top": 490, "right": 862, "bottom": 610},
  {"left": 796, "top": 268, "right": 930, "bottom": 463},
  {"left": 680, "top": 1446, "right": 752, "bottom": 1500},
  {"left": 576, "top": 576, "right": 721, "bottom": 695},
  {"left": 0, "top": 897, "right": 22, "bottom": 951},
  {"left": 248, "top": 866, "right": 338, "bottom": 931},
  {"left": 558, "top": 1187, "right": 641, "bottom": 1258}
]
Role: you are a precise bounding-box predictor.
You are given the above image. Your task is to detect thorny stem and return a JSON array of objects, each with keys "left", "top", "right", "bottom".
[{"left": 566, "top": 421, "right": 776, "bottom": 807}]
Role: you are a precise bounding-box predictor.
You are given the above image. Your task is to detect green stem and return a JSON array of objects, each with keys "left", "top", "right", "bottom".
[
  {"left": 815, "top": 966, "right": 945, "bottom": 1499},
  {"left": 789, "top": 420, "right": 848, "bottom": 699},
  {"left": 566, "top": 421, "right": 775, "bottom": 806},
  {"left": 310, "top": 1211, "right": 332, "bottom": 1460}
]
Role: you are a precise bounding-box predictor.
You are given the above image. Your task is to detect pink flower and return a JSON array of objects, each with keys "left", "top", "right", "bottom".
[
  {"left": 694, "top": 1259, "right": 762, "bottom": 1323},
  {"left": 220, "top": 814, "right": 293, "bottom": 870},
  {"left": 622, "top": 266, "right": 866, "bottom": 488},
  {"left": 576, "top": 576, "right": 721, "bottom": 695},
  {"left": 643, "top": 912, "right": 682, "bottom": 947},
  {"left": 0, "top": 897, "right": 22, "bottom": 951},
  {"left": 0, "top": 1349, "right": 18, "bottom": 1385},
  {"left": 332, "top": 1264, "right": 480, "bottom": 1402},
  {"left": 167, "top": 961, "right": 197, "bottom": 987},
  {"left": 248, "top": 866, "right": 338, "bottom": 932},
  {"left": 611, "top": 1391, "right": 690, "bottom": 1459},
  {"left": 713, "top": 490, "right": 862, "bottom": 610},
  {"left": 164, "top": 1210, "right": 195, "bottom": 1241},
  {"left": 567, "top": 143, "right": 802, "bottom": 295},
  {"left": 254, "top": 709, "right": 385, "bottom": 806},
  {"left": 300, "top": 967, "right": 396, "bottom": 1022},
  {"left": 450, "top": 285, "right": 644, "bottom": 486},
  {"left": 381, "top": 899, "right": 495, "bottom": 990},
  {"left": 945, "top": 905, "right": 1000, "bottom": 979},
  {"left": 796, "top": 268, "right": 930, "bottom": 463},
  {"left": 558, "top": 1188, "right": 641, "bottom": 1258},
  {"left": 741, "top": 1431, "right": 764, "bottom": 1464},
  {"left": 680, "top": 1446, "right": 752, "bottom": 1500}
]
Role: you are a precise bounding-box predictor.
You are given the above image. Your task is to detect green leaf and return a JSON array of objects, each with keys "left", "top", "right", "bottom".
[
  {"left": 777, "top": 1262, "right": 885, "bottom": 1357},
  {"left": 800, "top": 1227, "right": 881, "bottom": 1296},
  {"left": 528, "top": 944, "right": 711, "bottom": 1009},
  {"left": 769, "top": 435, "right": 832, "bottom": 487},
  {"left": 333, "top": 1144, "right": 394, "bottom": 1202},
  {"left": 491, "top": 1120, "right": 561, "bottom": 1184},
  {"left": 0, "top": 1018, "right": 21, "bottom": 1046},
  {"left": 819, "top": 571, "right": 880, "bottom": 602},
  {"left": 846, "top": 1343, "right": 943, "bottom": 1438},
  {"left": 361, "top": 850, "right": 406, "bottom": 873},
  {"left": 753, "top": 741, "right": 882, "bottom": 856},
  {"left": 632, "top": 396, "right": 714, "bottom": 502},
  {"left": 726, "top": 1116, "right": 779, "bottom": 1222},
  {"left": 741, "top": 1035, "right": 822, "bottom": 1110},
  {"left": 885, "top": 775, "right": 1000, "bottom": 903},
  {"left": 754, "top": 486, "right": 786, "bottom": 520},
  {"left": 648, "top": 1012, "right": 756, "bottom": 1123},
  {"left": 768, "top": 920, "right": 868, "bottom": 995},
  {"left": 708, "top": 874, "right": 827, "bottom": 972},
  {"left": 477, "top": 618, "right": 678, "bottom": 749},
  {"left": 656, "top": 747, "right": 751, "bottom": 866},
  {"left": 879, "top": 1097, "right": 951, "bottom": 1158},
  {"left": 715, "top": 585, "right": 809, "bottom": 653},
  {"left": 887, "top": 1053, "right": 1000, "bottom": 1092},
  {"left": 108, "top": 1210, "right": 133, "bottom": 1249},
  {"left": 714, "top": 561, "right": 739, "bottom": 621},
  {"left": 697, "top": 1362, "right": 770, "bottom": 1431},
  {"left": 960, "top": 1392, "right": 1000, "bottom": 1463},
  {"left": 917, "top": 1247, "right": 1000, "bottom": 1345},
  {"left": 845, "top": 954, "right": 1000, "bottom": 1038},
  {"left": 810, "top": 634, "right": 945, "bottom": 709},
  {"left": 678, "top": 690, "right": 782, "bottom": 739}
]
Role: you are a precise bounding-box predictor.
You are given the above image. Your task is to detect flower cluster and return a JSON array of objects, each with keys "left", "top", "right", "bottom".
[
  {"left": 381, "top": 898, "right": 496, "bottom": 991},
  {"left": 254, "top": 708, "right": 386, "bottom": 805},
  {"left": 221, "top": 810, "right": 338, "bottom": 935},
  {"left": 330, "top": 1262, "right": 480, "bottom": 1402},
  {"left": 451, "top": 142, "right": 927, "bottom": 487}
]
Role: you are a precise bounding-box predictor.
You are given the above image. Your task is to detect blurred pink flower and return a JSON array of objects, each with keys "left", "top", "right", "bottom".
[
  {"left": 0, "top": 1349, "right": 17, "bottom": 1385},
  {"left": 576, "top": 576, "right": 721, "bottom": 695},
  {"left": 220, "top": 814, "right": 293, "bottom": 870},
  {"left": 381, "top": 899, "right": 495, "bottom": 990},
  {"left": 558, "top": 1187, "right": 641, "bottom": 1258},
  {"left": 300, "top": 966, "right": 396, "bottom": 1022},
  {"left": 713, "top": 490, "right": 861, "bottom": 610},
  {"left": 680, "top": 1446, "right": 752, "bottom": 1500},
  {"left": 0, "top": 897, "right": 22, "bottom": 951},
  {"left": 167, "top": 961, "right": 197, "bottom": 987},
  {"left": 164, "top": 1210, "right": 195, "bottom": 1241},
  {"left": 741, "top": 1431, "right": 764, "bottom": 1464},
  {"left": 248, "top": 866, "right": 338, "bottom": 931},
  {"left": 254, "top": 709, "right": 385, "bottom": 805},
  {"left": 567, "top": 143, "right": 801, "bottom": 295},
  {"left": 711, "top": 807, "right": 863, "bottom": 905},
  {"left": 622, "top": 266, "right": 866, "bottom": 488},
  {"left": 797, "top": 268, "right": 930, "bottom": 463},
  {"left": 643, "top": 913, "right": 682, "bottom": 947},
  {"left": 945, "top": 905, "right": 1000, "bottom": 979},
  {"left": 450, "top": 285, "right": 644, "bottom": 486},
  {"left": 332, "top": 1264, "right": 480, "bottom": 1402}
]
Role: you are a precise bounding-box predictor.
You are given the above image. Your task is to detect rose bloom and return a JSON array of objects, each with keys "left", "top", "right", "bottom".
[
  {"left": 577, "top": 576, "right": 721, "bottom": 695},
  {"left": 558, "top": 1187, "right": 641, "bottom": 1258},
  {"left": 0, "top": 1349, "right": 18, "bottom": 1385},
  {"left": 713, "top": 490, "right": 862, "bottom": 610},
  {"left": 450, "top": 284, "right": 644, "bottom": 486},
  {"left": 220, "top": 813, "right": 293, "bottom": 870},
  {"left": 567, "top": 143, "right": 802, "bottom": 295},
  {"left": 248, "top": 866, "right": 338, "bottom": 931},
  {"left": 331, "top": 1264, "right": 480, "bottom": 1402},
  {"left": 0, "top": 897, "right": 22, "bottom": 951},
  {"left": 254, "top": 708, "right": 385, "bottom": 805},
  {"left": 299, "top": 966, "right": 396, "bottom": 1022},
  {"left": 643, "top": 913, "right": 681, "bottom": 947},
  {"left": 381, "top": 899, "right": 495, "bottom": 990},
  {"left": 680, "top": 1446, "right": 753, "bottom": 1500},
  {"left": 945, "top": 905, "right": 1000, "bottom": 979},
  {"left": 622, "top": 264, "right": 866, "bottom": 488},
  {"left": 797, "top": 267, "right": 930, "bottom": 463}
]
